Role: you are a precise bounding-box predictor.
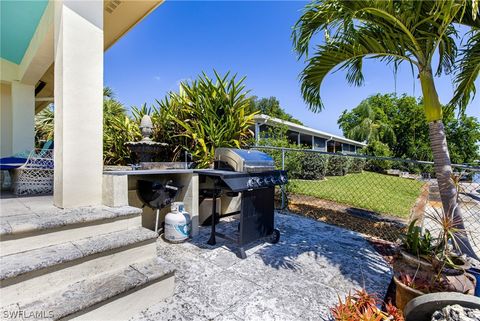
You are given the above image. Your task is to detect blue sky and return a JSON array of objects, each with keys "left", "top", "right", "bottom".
[{"left": 105, "top": 1, "right": 479, "bottom": 137}]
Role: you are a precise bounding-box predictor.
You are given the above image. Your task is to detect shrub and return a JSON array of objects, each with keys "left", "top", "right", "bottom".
[
  {"left": 349, "top": 157, "right": 366, "bottom": 173},
  {"left": 361, "top": 141, "right": 393, "bottom": 172},
  {"left": 256, "top": 146, "right": 303, "bottom": 176},
  {"left": 327, "top": 155, "right": 350, "bottom": 176},
  {"left": 257, "top": 129, "right": 306, "bottom": 177},
  {"left": 298, "top": 153, "right": 329, "bottom": 180}
]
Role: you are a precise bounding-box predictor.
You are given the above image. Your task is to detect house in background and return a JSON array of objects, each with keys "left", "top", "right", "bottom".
[{"left": 253, "top": 114, "right": 366, "bottom": 153}]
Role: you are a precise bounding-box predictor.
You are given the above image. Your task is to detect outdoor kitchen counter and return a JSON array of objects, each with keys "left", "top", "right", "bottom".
[
  {"left": 102, "top": 169, "right": 200, "bottom": 236},
  {"left": 102, "top": 169, "right": 238, "bottom": 176},
  {"left": 103, "top": 169, "right": 194, "bottom": 175}
]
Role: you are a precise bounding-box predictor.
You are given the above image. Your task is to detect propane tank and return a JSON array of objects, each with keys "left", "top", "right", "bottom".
[{"left": 164, "top": 202, "right": 191, "bottom": 243}]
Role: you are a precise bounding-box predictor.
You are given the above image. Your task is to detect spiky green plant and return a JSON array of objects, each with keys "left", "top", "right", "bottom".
[
  {"left": 35, "top": 105, "right": 54, "bottom": 147},
  {"left": 158, "top": 70, "right": 258, "bottom": 168},
  {"left": 103, "top": 97, "right": 140, "bottom": 165},
  {"left": 293, "top": 0, "right": 479, "bottom": 258}
]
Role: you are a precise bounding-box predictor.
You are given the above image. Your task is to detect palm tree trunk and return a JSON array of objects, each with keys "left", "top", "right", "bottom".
[
  {"left": 428, "top": 121, "right": 477, "bottom": 259},
  {"left": 421, "top": 69, "right": 478, "bottom": 259}
]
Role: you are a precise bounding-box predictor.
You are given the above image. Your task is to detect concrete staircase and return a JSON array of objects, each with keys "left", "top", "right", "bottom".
[{"left": 0, "top": 205, "right": 175, "bottom": 321}]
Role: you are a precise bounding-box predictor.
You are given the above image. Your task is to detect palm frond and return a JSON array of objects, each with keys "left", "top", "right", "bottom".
[
  {"left": 299, "top": 26, "right": 416, "bottom": 111},
  {"left": 449, "top": 30, "right": 480, "bottom": 113}
]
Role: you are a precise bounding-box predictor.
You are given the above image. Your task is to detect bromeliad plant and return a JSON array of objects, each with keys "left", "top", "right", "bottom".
[
  {"left": 331, "top": 289, "right": 404, "bottom": 321},
  {"left": 158, "top": 70, "right": 257, "bottom": 168}
]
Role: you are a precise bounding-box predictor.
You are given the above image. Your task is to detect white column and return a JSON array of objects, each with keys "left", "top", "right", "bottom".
[
  {"left": 53, "top": 0, "right": 103, "bottom": 208},
  {"left": 11, "top": 82, "right": 35, "bottom": 155},
  {"left": 254, "top": 123, "right": 260, "bottom": 144}
]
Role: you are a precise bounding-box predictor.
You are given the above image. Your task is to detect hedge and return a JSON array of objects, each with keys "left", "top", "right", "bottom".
[
  {"left": 327, "top": 155, "right": 350, "bottom": 176},
  {"left": 298, "top": 153, "right": 329, "bottom": 180}
]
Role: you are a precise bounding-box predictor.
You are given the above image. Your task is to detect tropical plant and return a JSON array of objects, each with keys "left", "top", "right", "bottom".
[
  {"left": 103, "top": 91, "right": 140, "bottom": 165},
  {"left": 35, "top": 105, "right": 54, "bottom": 147},
  {"left": 361, "top": 141, "right": 392, "bottom": 173},
  {"left": 427, "top": 203, "right": 469, "bottom": 270},
  {"left": 293, "top": 0, "right": 479, "bottom": 258},
  {"left": 157, "top": 71, "right": 257, "bottom": 168},
  {"left": 331, "top": 289, "right": 404, "bottom": 321},
  {"left": 338, "top": 97, "right": 396, "bottom": 146},
  {"left": 401, "top": 219, "right": 433, "bottom": 258},
  {"left": 339, "top": 94, "right": 480, "bottom": 163}
]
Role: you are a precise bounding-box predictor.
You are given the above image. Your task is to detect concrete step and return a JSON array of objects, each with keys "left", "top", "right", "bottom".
[
  {"left": 1, "top": 257, "right": 175, "bottom": 321},
  {"left": 1, "top": 227, "right": 158, "bottom": 306},
  {"left": 0, "top": 206, "right": 142, "bottom": 256}
]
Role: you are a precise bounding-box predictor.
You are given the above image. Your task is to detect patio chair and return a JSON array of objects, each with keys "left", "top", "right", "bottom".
[{"left": 12, "top": 148, "right": 54, "bottom": 195}]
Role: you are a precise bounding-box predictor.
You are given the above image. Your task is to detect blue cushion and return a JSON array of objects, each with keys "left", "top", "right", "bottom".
[{"left": 0, "top": 157, "right": 27, "bottom": 170}]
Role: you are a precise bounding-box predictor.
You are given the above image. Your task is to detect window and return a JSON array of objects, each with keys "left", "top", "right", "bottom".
[
  {"left": 314, "top": 137, "right": 326, "bottom": 150},
  {"left": 287, "top": 131, "right": 299, "bottom": 145},
  {"left": 300, "top": 134, "right": 312, "bottom": 148}
]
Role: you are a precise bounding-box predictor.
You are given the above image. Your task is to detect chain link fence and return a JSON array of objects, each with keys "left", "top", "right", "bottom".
[{"left": 252, "top": 146, "right": 480, "bottom": 252}]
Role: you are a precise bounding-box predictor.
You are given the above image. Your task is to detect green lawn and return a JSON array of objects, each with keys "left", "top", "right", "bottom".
[{"left": 288, "top": 171, "right": 425, "bottom": 218}]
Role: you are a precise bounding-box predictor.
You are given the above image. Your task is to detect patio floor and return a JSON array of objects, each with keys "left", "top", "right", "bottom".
[
  {"left": 130, "top": 212, "right": 392, "bottom": 321},
  {"left": 0, "top": 194, "right": 392, "bottom": 321}
]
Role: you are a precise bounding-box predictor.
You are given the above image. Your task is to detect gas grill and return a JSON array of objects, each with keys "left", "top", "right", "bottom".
[{"left": 197, "top": 148, "right": 288, "bottom": 259}]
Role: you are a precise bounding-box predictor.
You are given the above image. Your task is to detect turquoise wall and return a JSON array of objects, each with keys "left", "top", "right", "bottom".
[{"left": 1, "top": 0, "right": 48, "bottom": 64}]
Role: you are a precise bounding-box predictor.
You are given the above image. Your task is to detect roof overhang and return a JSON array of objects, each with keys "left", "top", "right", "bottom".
[
  {"left": 254, "top": 114, "right": 367, "bottom": 147},
  {"left": 24, "top": 0, "right": 163, "bottom": 113}
]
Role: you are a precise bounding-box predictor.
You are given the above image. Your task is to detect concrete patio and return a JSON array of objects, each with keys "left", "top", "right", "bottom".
[
  {"left": 131, "top": 212, "right": 392, "bottom": 321},
  {"left": 0, "top": 195, "right": 392, "bottom": 321}
]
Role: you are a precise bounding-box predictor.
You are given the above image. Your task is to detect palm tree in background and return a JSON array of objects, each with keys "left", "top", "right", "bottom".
[
  {"left": 293, "top": 0, "right": 479, "bottom": 257},
  {"left": 338, "top": 100, "right": 396, "bottom": 146}
]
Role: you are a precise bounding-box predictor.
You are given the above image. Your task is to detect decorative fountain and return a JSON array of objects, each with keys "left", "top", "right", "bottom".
[{"left": 124, "top": 115, "right": 168, "bottom": 166}]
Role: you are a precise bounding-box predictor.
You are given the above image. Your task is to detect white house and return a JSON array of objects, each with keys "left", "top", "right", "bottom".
[{"left": 253, "top": 114, "right": 366, "bottom": 153}]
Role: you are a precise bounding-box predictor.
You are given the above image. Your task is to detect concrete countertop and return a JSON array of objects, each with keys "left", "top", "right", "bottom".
[{"left": 103, "top": 169, "right": 195, "bottom": 175}]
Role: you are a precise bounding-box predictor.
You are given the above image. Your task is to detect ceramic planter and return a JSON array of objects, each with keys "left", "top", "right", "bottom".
[
  {"left": 399, "top": 249, "right": 433, "bottom": 272},
  {"left": 403, "top": 292, "right": 480, "bottom": 321},
  {"left": 393, "top": 275, "right": 426, "bottom": 311}
]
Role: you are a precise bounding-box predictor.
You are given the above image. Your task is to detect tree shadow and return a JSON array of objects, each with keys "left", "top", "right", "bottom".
[{"left": 186, "top": 212, "right": 392, "bottom": 296}]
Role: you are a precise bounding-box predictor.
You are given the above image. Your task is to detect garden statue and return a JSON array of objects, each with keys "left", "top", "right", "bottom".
[
  {"left": 139, "top": 115, "right": 154, "bottom": 142},
  {"left": 125, "top": 115, "right": 168, "bottom": 164}
]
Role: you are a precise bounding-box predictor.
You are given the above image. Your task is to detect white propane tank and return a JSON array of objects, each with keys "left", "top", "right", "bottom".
[{"left": 164, "top": 202, "right": 191, "bottom": 243}]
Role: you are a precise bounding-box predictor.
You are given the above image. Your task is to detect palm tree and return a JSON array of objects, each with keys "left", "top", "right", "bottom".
[
  {"left": 338, "top": 100, "right": 396, "bottom": 145},
  {"left": 293, "top": 0, "right": 479, "bottom": 258}
]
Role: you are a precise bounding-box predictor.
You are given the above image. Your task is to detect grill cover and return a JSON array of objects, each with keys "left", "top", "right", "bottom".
[{"left": 214, "top": 148, "right": 275, "bottom": 172}]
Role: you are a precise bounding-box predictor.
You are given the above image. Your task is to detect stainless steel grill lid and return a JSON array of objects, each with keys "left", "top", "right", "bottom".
[{"left": 214, "top": 148, "right": 275, "bottom": 172}]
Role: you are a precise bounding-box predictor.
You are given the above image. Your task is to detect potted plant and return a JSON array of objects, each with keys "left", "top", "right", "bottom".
[
  {"left": 394, "top": 204, "right": 475, "bottom": 310},
  {"left": 399, "top": 219, "right": 434, "bottom": 272}
]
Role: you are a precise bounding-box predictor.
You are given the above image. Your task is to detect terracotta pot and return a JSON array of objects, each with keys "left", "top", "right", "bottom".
[
  {"left": 398, "top": 250, "right": 471, "bottom": 274},
  {"left": 399, "top": 250, "right": 433, "bottom": 272},
  {"left": 393, "top": 259, "right": 476, "bottom": 311},
  {"left": 394, "top": 275, "right": 426, "bottom": 311}
]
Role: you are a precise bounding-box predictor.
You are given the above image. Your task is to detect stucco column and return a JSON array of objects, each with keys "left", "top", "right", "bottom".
[
  {"left": 53, "top": 0, "right": 103, "bottom": 208},
  {"left": 11, "top": 82, "right": 35, "bottom": 155}
]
